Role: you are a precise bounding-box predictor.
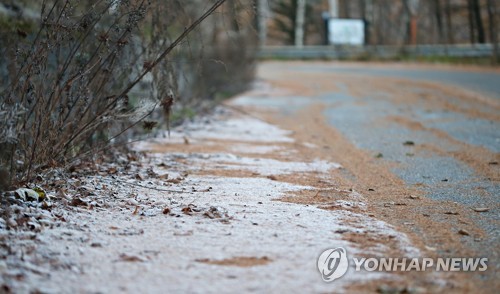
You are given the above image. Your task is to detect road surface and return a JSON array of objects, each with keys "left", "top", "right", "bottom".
[{"left": 241, "top": 61, "right": 500, "bottom": 291}]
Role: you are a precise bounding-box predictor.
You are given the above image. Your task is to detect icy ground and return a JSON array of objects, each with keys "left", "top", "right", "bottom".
[{"left": 1, "top": 107, "right": 427, "bottom": 293}]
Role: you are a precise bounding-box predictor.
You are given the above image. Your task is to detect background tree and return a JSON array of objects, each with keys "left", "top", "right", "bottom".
[
  {"left": 295, "top": 0, "right": 306, "bottom": 47},
  {"left": 487, "top": 0, "right": 498, "bottom": 63},
  {"left": 270, "top": 0, "right": 316, "bottom": 45}
]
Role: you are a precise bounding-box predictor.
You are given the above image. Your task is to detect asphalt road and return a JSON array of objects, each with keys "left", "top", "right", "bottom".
[
  {"left": 293, "top": 63, "right": 500, "bottom": 99},
  {"left": 254, "top": 61, "right": 500, "bottom": 277},
  {"left": 318, "top": 64, "right": 499, "bottom": 240}
]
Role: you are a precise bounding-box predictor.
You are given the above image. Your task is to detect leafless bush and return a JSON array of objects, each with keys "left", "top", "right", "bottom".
[
  {"left": 0, "top": 0, "right": 255, "bottom": 188},
  {"left": 140, "top": 0, "right": 258, "bottom": 120}
]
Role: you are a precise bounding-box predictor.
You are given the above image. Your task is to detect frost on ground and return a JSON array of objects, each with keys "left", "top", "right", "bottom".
[{"left": 1, "top": 107, "right": 425, "bottom": 293}]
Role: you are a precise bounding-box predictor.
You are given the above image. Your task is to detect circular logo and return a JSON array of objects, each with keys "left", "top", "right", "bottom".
[{"left": 317, "top": 247, "right": 349, "bottom": 282}]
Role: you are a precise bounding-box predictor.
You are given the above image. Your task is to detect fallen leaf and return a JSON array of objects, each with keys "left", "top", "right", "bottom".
[
  {"left": 458, "top": 229, "right": 470, "bottom": 236},
  {"left": 444, "top": 211, "right": 459, "bottom": 215},
  {"left": 127, "top": 153, "right": 138, "bottom": 161},
  {"left": 163, "top": 207, "right": 171, "bottom": 214},
  {"left": 70, "top": 197, "right": 88, "bottom": 207},
  {"left": 473, "top": 207, "right": 489, "bottom": 212},
  {"left": 167, "top": 178, "right": 182, "bottom": 184},
  {"left": 203, "top": 206, "right": 227, "bottom": 219},
  {"left": 119, "top": 253, "right": 146, "bottom": 262},
  {"left": 146, "top": 168, "right": 157, "bottom": 177},
  {"left": 403, "top": 140, "right": 415, "bottom": 146},
  {"left": 182, "top": 206, "right": 193, "bottom": 215}
]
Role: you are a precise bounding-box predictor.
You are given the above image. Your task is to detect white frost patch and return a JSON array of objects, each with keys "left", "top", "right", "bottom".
[
  {"left": 163, "top": 152, "right": 342, "bottom": 175},
  {"left": 303, "top": 142, "right": 318, "bottom": 149},
  {"left": 27, "top": 175, "right": 420, "bottom": 293},
  {"left": 132, "top": 115, "right": 295, "bottom": 152},
  {"left": 178, "top": 117, "right": 294, "bottom": 143},
  {"left": 228, "top": 143, "right": 285, "bottom": 154}
]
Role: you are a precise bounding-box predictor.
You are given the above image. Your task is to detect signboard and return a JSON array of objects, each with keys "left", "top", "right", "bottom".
[{"left": 328, "top": 19, "right": 365, "bottom": 45}]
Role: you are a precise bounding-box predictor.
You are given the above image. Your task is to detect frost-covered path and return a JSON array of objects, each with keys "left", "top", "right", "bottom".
[{"left": 2, "top": 106, "right": 431, "bottom": 293}]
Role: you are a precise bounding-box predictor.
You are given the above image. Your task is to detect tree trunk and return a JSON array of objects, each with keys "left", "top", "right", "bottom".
[
  {"left": 472, "top": 0, "right": 486, "bottom": 43},
  {"left": 487, "top": 0, "right": 498, "bottom": 63},
  {"left": 467, "top": 0, "right": 477, "bottom": 43},
  {"left": 329, "top": 0, "right": 339, "bottom": 18},
  {"left": 404, "top": 0, "right": 419, "bottom": 45},
  {"left": 376, "top": 1, "right": 385, "bottom": 45},
  {"left": 359, "top": 0, "right": 370, "bottom": 45},
  {"left": 444, "top": 0, "right": 454, "bottom": 44},
  {"left": 434, "top": 0, "right": 444, "bottom": 44},
  {"left": 257, "top": 0, "right": 268, "bottom": 46},
  {"left": 294, "top": 0, "right": 306, "bottom": 47},
  {"left": 340, "top": 0, "right": 350, "bottom": 18}
]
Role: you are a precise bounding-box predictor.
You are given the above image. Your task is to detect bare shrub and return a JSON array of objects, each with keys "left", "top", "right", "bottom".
[{"left": 0, "top": 0, "right": 255, "bottom": 188}]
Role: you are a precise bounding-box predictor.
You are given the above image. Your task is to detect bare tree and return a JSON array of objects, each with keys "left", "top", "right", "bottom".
[
  {"left": 295, "top": 0, "right": 306, "bottom": 47},
  {"left": 487, "top": 0, "right": 498, "bottom": 63},
  {"left": 471, "top": 0, "right": 485, "bottom": 43},
  {"left": 434, "top": 0, "right": 444, "bottom": 43},
  {"left": 328, "top": 0, "right": 339, "bottom": 18},
  {"left": 444, "top": 0, "right": 454, "bottom": 44},
  {"left": 404, "top": 0, "right": 420, "bottom": 45},
  {"left": 257, "top": 0, "right": 269, "bottom": 46},
  {"left": 339, "top": 0, "right": 350, "bottom": 18},
  {"left": 355, "top": 0, "right": 375, "bottom": 45},
  {"left": 467, "top": 0, "right": 477, "bottom": 43}
]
